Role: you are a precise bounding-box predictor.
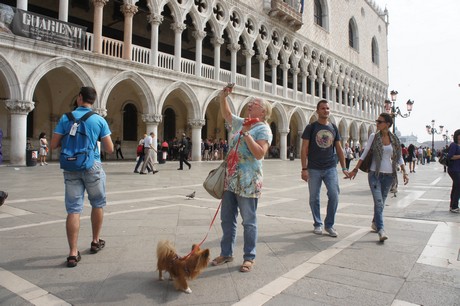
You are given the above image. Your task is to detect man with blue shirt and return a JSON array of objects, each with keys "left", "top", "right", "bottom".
[
  {"left": 300, "top": 100, "right": 349, "bottom": 237},
  {"left": 51, "top": 86, "right": 113, "bottom": 267}
]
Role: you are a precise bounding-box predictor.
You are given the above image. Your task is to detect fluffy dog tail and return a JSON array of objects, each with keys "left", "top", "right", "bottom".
[{"left": 157, "top": 240, "right": 177, "bottom": 261}]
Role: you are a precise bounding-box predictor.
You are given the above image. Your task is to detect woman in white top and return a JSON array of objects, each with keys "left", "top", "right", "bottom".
[
  {"left": 349, "top": 113, "right": 409, "bottom": 242},
  {"left": 39, "top": 132, "right": 48, "bottom": 166}
]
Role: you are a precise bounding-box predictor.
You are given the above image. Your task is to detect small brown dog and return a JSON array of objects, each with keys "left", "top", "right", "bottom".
[{"left": 156, "top": 240, "right": 210, "bottom": 294}]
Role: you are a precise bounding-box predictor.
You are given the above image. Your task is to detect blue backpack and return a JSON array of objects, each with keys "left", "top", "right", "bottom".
[{"left": 59, "top": 111, "right": 97, "bottom": 171}]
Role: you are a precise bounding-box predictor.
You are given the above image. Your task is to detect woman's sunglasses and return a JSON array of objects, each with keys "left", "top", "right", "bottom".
[{"left": 375, "top": 120, "right": 386, "bottom": 124}]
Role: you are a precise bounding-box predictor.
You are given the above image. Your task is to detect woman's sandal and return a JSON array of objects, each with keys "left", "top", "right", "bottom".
[
  {"left": 211, "top": 256, "right": 234, "bottom": 266},
  {"left": 239, "top": 260, "right": 254, "bottom": 273},
  {"left": 66, "top": 251, "right": 81, "bottom": 268}
]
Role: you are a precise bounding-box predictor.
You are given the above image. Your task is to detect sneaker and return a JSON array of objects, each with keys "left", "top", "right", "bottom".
[
  {"left": 90, "top": 239, "right": 105, "bottom": 254},
  {"left": 450, "top": 208, "right": 460, "bottom": 213},
  {"left": 313, "top": 226, "right": 322, "bottom": 235},
  {"left": 44, "top": 162, "right": 48, "bottom": 165},
  {"left": 371, "top": 222, "right": 377, "bottom": 232},
  {"left": 40, "top": 162, "right": 44, "bottom": 166},
  {"left": 325, "top": 227, "right": 338, "bottom": 237},
  {"left": 378, "top": 230, "right": 388, "bottom": 242}
]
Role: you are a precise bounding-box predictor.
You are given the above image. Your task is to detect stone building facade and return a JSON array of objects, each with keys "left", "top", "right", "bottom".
[{"left": 0, "top": 0, "right": 387, "bottom": 165}]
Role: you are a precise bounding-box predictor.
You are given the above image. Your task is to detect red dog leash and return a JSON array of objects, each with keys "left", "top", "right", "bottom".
[{"left": 181, "top": 132, "right": 244, "bottom": 260}]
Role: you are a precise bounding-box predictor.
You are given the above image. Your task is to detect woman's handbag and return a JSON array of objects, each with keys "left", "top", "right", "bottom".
[
  {"left": 359, "top": 138, "right": 374, "bottom": 173},
  {"left": 203, "top": 128, "right": 244, "bottom": 199},
  {"left": 203, "top": 161, "right": 227, "bottom": 199},
  {"left": 359, "top": 150, "right": 373, "bottom": 173}
]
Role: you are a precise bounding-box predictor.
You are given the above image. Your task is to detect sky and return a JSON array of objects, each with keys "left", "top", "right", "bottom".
[{"left": 372, "top": 0, "right": 460, "bottom": 143}]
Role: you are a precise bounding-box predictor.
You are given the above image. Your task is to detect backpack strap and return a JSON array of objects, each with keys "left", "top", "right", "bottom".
[
  {"left": 65, "top": 111, "right": 96, "bottom": 124},
  {"left": 65, "top": 112, "right": 75, "bottom": 122},
  {"left": 79, "top": 111, "right": 96, "bottom": 122}
]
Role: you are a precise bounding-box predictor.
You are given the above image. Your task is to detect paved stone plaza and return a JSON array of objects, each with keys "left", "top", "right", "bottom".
[{"left": 0, "top": 159, "right": 459, "bottom": 306}]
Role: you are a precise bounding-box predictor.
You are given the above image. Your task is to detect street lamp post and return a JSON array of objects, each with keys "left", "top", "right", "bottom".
[
  {"left": 384, "top": 90, "right": 414, "bottom": 134},
  {"left": 442, "top": 129, "right": 449, "bottom": 148},
  {"left": 425, "top": 120, "right": 444, "bottom": 161}
]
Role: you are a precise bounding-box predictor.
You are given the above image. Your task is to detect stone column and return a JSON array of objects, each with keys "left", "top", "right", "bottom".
[
  {"left": 324, "top": 80, "right": 331, "bottom": 102},
  {"left": 281, "top": 63, "right": 290, "bottom": 98},
  {"left": 142, "top": 114, "right": 162, "bottom": 163},
  {"left": 243, "top": 49, "right": 254, "bottom": 88},
  {"left": 5, "top": 100, "right": 35, "bottom": 166},
  {"left": 257, "top": 54, "right": 267, "bottom": 92},
  {"left": 337, "top": 85, "right": 343, "bottom": 112},
  {"left": 121, "top": 3, "right": 138, "bottom": 60},
  {"left": 300, "top": 71, "right": 307, "bottom": 102},
  {"left": 212, "top": 37, "right": 224, "bottom": 81},
  {"left": 279, "top": 130, "right": 289, "bottom": 160},
  {"left": 331, "top": 83, "right": 337, "bottom": 105},
  {"left": 188, "top": 119, "right": 205, "bottom": 161},
  {"left": 49, "top": 114, "right": 60, "bottom": 160},
  {"left": 92, "top": 108, "right": 108, "bottom": 156},
  {"left": 291, "top": 67, "right": 299, "bottom": 101},
  {"left": 92, "top": 0, "right": 108, "bottom": 54},
  {"left": 59, "top": 0, "right": 68, "bottom": 22},
  {"left": 344, "top": 88, "right": 349, "bottom": 111},
  {"left": 228, "top": 43, "right": 240, "bottom": 83},
  {"left": 297, "top": 131, "right": 303, "bottom": 158},
  {"left": 172, "top": 23, "right": 186, "bottom": 71},
  {"left": 317, "top": 77, "right": 324, "bottom": 100},
  {"left": 308, "top": 75, "right": 316, "bottom": 105},
  {"left": 148, "top": 13, "right": 162, "bottom": 67},
  {"left": 269, "top": 59, "right": 279, "bottom": 95},
  {"left": 17, "top": 0, "right": 27, "bottom": 10},
  {"left": 193, "top": 30, "right": 206, "bottom": 77}
]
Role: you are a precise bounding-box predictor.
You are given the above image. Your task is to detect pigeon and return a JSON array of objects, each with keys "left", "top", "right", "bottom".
[{"left": 185, "top": 191, "right": 196, "bottom": 199}]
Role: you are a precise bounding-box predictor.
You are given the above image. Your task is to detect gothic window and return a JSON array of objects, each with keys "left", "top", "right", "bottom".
[
  {"left": 314, "top": 0, "right": 323, "bottom": 27},
  {"left": 283, "top": 36, "right": 290, "bottom": 51},
  {"left": 259, "top": 25, "right": 269, "bottom": 41},
  {"left": 213, "top": 3, "right": 224, "bottom": 21},
  {"left": 230, "top": 11, "right": 240, "bottom": 28},
  {"left": 293, "top": 41, "right": 300, "bottom": 56},
  {"left": 348, "top": 18, "right": 359, "bottom": 50},
  {"left": 272, "top": 31, "right": 280, "bottom": 47},
  {"left": 371, "top": 37, "right": 379, "bottom": 65},
  {"left": 245, "top": 18, "right": 255, "bottom": 35},
  {"left": 194, "top": 0, "right": 207, "bottom": 13}
]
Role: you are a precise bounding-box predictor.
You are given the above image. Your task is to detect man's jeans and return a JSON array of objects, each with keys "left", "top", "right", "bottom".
[
  {"left": 220, "top": 191, "right": 258, "bottom": 261},
  {"left": 308, "top": 167, "right": 339, "bottom": 229},
  {"left": 368, "top": 171, "right": 393, "bottom": 231}
]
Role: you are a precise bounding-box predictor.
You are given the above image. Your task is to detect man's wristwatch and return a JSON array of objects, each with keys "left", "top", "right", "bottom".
[{"left": 242, "top": 131, "right": 250, "bottom": 137}]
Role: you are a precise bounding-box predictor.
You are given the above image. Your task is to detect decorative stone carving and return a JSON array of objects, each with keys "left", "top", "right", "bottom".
[
  {"left": 192, "top": 30, "right": 206, "bottom": 40},
  {"left": 142, "top": 114, "right": 162, "bottom": 123},
  {"left": 121, "top": 3, "right": 138, "bottom": 16},
  {"left": 171, "top": 23, "right": 186, "bottom": 33},
  {"left": 188, "top": 119, "right": 206, "bottom": 128},
  {"left": 5, "top": 100, "right": 35, "bottom": 114},
  {"left": 256, "top": 54, "right": 268, "bottom": 62},
  {"left": 148, "top": 14, "right": 163, "bottom": 25},
  {"left": 227, "top": 43, "right": 240, "bottom": 53},
  {"left": 242, "top": 49, "right": 255, "bottom": 58},
  {"left": 93, "top": 108, "right": 107, "bottom": 117},
  {"left": 211, "top": 37, "right": 224, "bottom": 47},
  {"left": 92, "top": 0, "right": 108, "bottom": 8}
]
